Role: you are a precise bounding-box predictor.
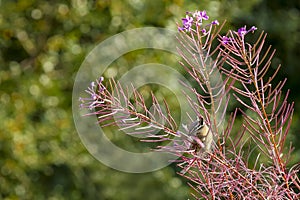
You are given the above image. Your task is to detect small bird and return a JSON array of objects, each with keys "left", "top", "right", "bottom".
[{"left": 188, "top": 116, "right": 213, "bottom": 153}]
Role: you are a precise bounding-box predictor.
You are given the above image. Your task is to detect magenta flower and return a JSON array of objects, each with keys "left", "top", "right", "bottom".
[
  {"left": 193, "top": 10, "right": 209, "bottom": 22},
  {"left": 238, "top": 26, "right": 247, "bottom": 36},
  {"left": 221, "top": 36, "right": 230, "bottom": 45},
  {"left": 237, "top": 25, "right": 258, "bottom": 37},
  {"left": 211, "top": 20, "right": 219, "bottom": 25},
  {"left": 179, "top": 15, "right": 193, "bottom": 31},
  {"left": 178, "top": 10, "right": 219, "bottom": 32}
]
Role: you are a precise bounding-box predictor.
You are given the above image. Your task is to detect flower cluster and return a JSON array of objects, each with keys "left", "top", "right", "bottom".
[
  {"left": 79, "top": 76, "right": 106, "bottom": 110},
  {"left": 221, "top": 25, "right": 258, "bottom": 45},
  {"left": 178, "top": 10, "right": 219, "bottom": 33},
  {"left": 237, "top": 25, "right": 257, "bottom": 37},
  {"left": 179, "top": 10, "right": 257, "bottom": 42}
]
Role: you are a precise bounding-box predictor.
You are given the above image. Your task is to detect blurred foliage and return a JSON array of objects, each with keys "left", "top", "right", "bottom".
[{"left": 0, "top": 0, "right": 299, "bottom": 199}]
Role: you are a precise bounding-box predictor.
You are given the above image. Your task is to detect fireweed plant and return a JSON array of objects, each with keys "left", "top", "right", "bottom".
[{"left": 79, "top": 10, "right": 300, "bottom": 199}]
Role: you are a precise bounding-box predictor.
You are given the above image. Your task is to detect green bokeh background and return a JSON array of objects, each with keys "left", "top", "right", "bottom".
[{"left": 0, "top": 0, "right": 299, "bottom": 199}]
